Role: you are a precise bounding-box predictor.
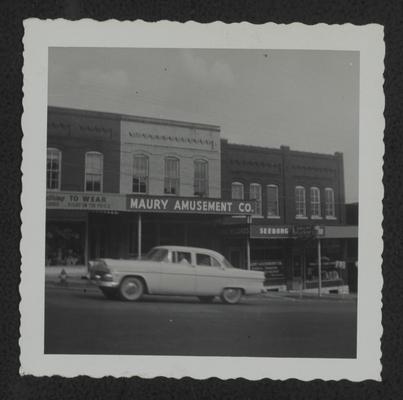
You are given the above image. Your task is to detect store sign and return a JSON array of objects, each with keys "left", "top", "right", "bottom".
[
  {"left": 46, "top": 192, "right": 125, "bottom": 211},
  {"left": 250, "top": 260, "right": 286, "bottom": 285},
  {"left": 126, "top": 195, "right": 255, "bottom": 215},
  {"left": 292, "top": 225, "right": 325, "bottom": 238},
  {"left": 250, "top": 225, "right": 291, "bottom": 239}
]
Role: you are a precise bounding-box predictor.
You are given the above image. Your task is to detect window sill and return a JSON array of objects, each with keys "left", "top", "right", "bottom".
[
  {"left": 295, "top": 215, "right": 308, "bottom": 220},
  {"left": 325, "top": 216, "right": 337, "bottom": 220},
  {"left": 311, "top": 216, "right": 323, "bottom": 220},
  {"left": 267, "top": 215, "right": 281, "bottom": 219},
  {"left": 251, "top": 215, "right": 264, "bottom": 219}
]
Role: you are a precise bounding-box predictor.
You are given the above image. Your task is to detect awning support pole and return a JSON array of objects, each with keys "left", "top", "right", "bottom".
[
  {"left": 318, "top": 238, "right": 322, "bottom": 297},
  {"left": 246, "top": 216, "right": 251, "bottom": 270},
  {"left": 84, "top": 212, "right": 89, "bottom": 268},
  {"left": 137, "top": 213, "right": 142, "bottom": 260}
]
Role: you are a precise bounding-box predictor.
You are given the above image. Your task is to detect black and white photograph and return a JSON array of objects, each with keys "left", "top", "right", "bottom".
[{"left": 20, "top": 21, "right": 384, "bottom": 380}]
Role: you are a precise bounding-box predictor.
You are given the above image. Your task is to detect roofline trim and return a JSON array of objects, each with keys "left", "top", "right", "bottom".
[{"left": 48, "top": 106, "right": 221, "bottom": 132}]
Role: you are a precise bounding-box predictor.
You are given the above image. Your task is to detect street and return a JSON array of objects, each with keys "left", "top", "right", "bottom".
[{"left": 45, "top": 286, "right": 357, "bottom": 358}]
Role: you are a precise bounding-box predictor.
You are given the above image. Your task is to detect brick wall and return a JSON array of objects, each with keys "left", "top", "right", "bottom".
[
  {"left": 47, "top": 107, "right": 121, "bottom": 193},
  {"left": 221, "top": 140, "right": 345, "bottom": 225}
]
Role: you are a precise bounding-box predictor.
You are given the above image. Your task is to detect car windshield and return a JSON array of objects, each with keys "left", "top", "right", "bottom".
[{"left": 146, "top": 248, "right": 168, "bottom": 262}]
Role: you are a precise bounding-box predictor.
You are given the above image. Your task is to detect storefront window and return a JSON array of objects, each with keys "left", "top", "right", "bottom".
[
  {"left": 304, "top": 240, "right": 347, "bottom": 290},
  {"left": 164, "top": 157, "right": 180, "bottom": 195},
  {"left": 310, "top": 186, "right": 321, "bottom": 218},
  {"left": 295, "top": 186, "right": 306, "bottom": 218},
  {"left": 45, "top": 222, "right": 85, "bottom": 266},
  {"left": 250, "top": 241, "right": 286, "bottom": 286},
  {"left": 194, "top": 159, "right": 208, "bottom": 197},
  {"left": 133, "top": 154, "right": 148, "bottom": 193},
  {"left": 85, "top": 151, "right": 103, "bottom": 192},
  {"left": 267, "top": 185, "right": 279, "bottom": 217},
  {"left": 47, "top": 148, "right": 61, "bottom": 190},
  {"left": 231, "top": 182, "right": 244, "bottom": 200},
  {"left": 250, "top": 183, "right": 262, "bottom": 216},
  {"left": 325, "top": 188, "right": 336, "bottom": 218}
]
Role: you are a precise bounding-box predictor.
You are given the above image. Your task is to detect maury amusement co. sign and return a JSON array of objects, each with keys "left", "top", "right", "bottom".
[{"left": 126, "top": 195, "right": 255, "bottom": 215}]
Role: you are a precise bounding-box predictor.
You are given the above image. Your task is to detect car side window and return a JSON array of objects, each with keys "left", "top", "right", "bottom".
[
  {"left": 196, "top": 253, "right": 221, "bottom": 267},
  {"left": 173, "top": 251, "right": 192, "bottom": 264},
  {"left": 196, "top": 253, "right": 211, "bottom": 266}
]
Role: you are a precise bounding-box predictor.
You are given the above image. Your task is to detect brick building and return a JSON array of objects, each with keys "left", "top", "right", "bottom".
[
  {"left": 46, "top": 106, "right": 357, "bottom": 293},
  {"left": 46, "top": 107, "right": 250, "bottom": 268},
  {"left": 220, "top": 140, "right": 355, "bottom": 292}
]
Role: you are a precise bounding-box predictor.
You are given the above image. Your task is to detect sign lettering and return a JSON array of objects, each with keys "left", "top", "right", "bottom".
[{"left": 126, "top": 195, "right": 254, "bottom": 215}]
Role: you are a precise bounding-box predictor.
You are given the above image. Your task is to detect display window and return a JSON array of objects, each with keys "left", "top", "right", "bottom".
[{"left": 46, "top": 221, "right": 85, "bottom": 266}]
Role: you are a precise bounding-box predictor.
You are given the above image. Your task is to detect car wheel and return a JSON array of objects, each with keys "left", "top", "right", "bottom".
[
  {"left": 119, "top": 277, "right": 144, "bottom": 301},
  {"left": 220, "top": 288, "right": 242, "bottom": 304},
  {"left": 198, "top": 296, "right": 215, "bottom": 303},
  {"left": 100, "top": 287, "right": 118, "bottom": 300}
]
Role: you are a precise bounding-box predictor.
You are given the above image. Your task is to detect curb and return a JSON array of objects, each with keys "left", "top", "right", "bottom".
[{"left": 262, "top": 292, "right": 357, "bottom": 301}]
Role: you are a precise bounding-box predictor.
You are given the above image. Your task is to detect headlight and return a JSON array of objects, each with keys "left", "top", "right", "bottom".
[{"left": 101, "top": 273, "right": 114, "bottom": 282}]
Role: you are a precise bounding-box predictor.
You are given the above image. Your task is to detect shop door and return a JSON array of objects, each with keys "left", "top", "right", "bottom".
[
  {"left": 229, "top": 248, "right": 244, "bottom": 269},
  {"left": 89, "top": 225, "right": 107, "bottom": 259},
  {"left": 291, "top": 254, "right": 303, "bottom": 290}
]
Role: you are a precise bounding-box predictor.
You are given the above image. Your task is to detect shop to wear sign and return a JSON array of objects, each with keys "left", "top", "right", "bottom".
[
  {"left": 46, "top": 192, "right": 125, "bottom": 211},
  {"left": 126, "top": 195, "right": 255, "bottom": 215}
]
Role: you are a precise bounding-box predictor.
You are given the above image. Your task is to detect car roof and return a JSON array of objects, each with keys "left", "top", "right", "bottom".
[{"left": 152, "top": 245, "right": 224, "bottom": 259}]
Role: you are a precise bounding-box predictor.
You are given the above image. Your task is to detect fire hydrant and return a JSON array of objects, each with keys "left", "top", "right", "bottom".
[{"left": 59, "top": 268, "right": 68, "bottom": 286}]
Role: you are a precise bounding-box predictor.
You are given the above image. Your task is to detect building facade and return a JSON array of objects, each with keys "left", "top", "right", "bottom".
[
  {"left": 221, "top": 140, "right": 355, "bottom": 292},
  {"left": 46, "top": 106, "right": 357, "bottom": 293}
]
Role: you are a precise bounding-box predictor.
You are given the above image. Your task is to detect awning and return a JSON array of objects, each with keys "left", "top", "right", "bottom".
[{"left": 322, "top": 225, "right": 358, "bottom": 239}]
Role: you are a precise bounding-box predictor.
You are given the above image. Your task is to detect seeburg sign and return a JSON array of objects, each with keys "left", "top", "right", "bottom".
[{"left": 126, "top": 195, "right": 255, "bottom": 215}]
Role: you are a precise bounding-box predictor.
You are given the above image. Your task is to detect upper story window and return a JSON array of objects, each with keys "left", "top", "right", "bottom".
[
  {"left": 164, "top": 157, "right": 180, "bottom": 195},
  {"left": 133, "top": 154, "right": 148, "bottom": 194},
  {"left": 295, "top": 186, "right": 306, "bottom": 218},
  {"left": 194, "top": 159, "right": 208, "bottom": 197},
  {"left": 231, "top": 182, "right": 244, "bottom": 200},
  {"left": 325, "top": 188, "right": 336, "bottom": 218},
  {"left": 47, "top": 148, "right": 61, "bottom": 190},
  {"left": 249, "top": 183, "right": 262, "bottom": 216},
  {"left": 85, "top": 151, "right": 103, "bottom": 192},
  {"left": 267, "top": 185, "right": 279, "bottom": 218},
  {"left": 310, "top": 187, "right": 321, "bottom": 218}
]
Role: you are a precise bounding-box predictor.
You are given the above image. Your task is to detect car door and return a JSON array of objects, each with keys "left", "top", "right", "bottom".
[
  {"left": 195, "top": 252, "right": 227, "bottom": 295},
  {"left": 157, "top": 250, "right": 196, "bottom": 295}
]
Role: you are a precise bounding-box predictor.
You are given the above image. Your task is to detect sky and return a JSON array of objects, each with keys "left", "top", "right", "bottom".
[{"left": 48, "top": 48, "right": 359, "bottom": 202}]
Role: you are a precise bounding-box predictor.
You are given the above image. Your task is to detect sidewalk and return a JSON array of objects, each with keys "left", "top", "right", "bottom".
[
  {"left": 263, "top": 290, "right": 357, "bottom": 301},
  {"left": 45, "top": 266, "right": 96, "bottom": 290}
]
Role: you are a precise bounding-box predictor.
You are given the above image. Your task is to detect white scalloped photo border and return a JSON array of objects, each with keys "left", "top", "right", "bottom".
[{"left": 20, "top": 20, "right": 384, "bottom": 381}]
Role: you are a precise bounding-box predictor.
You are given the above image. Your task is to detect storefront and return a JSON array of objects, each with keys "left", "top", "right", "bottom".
[
  {"left": 221, "top": 221, "right": 357, "bottom": 294},
  {"left": 46, "top": 191, "right": 255, "bottom": 266}
]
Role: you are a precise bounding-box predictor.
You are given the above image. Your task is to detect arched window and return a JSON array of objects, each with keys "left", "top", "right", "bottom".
[
  {"left": 164, "top": 157, "right": 180, "bottom": 195},
  {"left": 231, "top": 182, "right": 244, "bottom": 200},
  {"left": 47, "top": 148, "right": 61, "bottom": 190},
  {"left": 194, "top": 159, "right": 208, "bottom": 197},
  {"left": 267, "top": 185, "right": 279, "bottom": 217},
  {"left": 133, "top": 154, "right": 149, "bottom": 193},
  {"left": 310, "top": 187, "right": 321, "bottom": 218},
  {"left": 325, "top": 188, "right": 336, "bottom": 218},
  {"left": 249, "top": 183, "right": 262, "bottom": 216},
  {"left": 295, "top": 186, "right": 306, "bottom": 218},
  {"left": 85, "top": 151, "right": 103, "bottom": 192}
]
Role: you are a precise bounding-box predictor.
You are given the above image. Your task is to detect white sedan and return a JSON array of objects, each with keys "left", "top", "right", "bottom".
[{"left": 89, "top": 246, "right": 265, "bottom": 304}]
